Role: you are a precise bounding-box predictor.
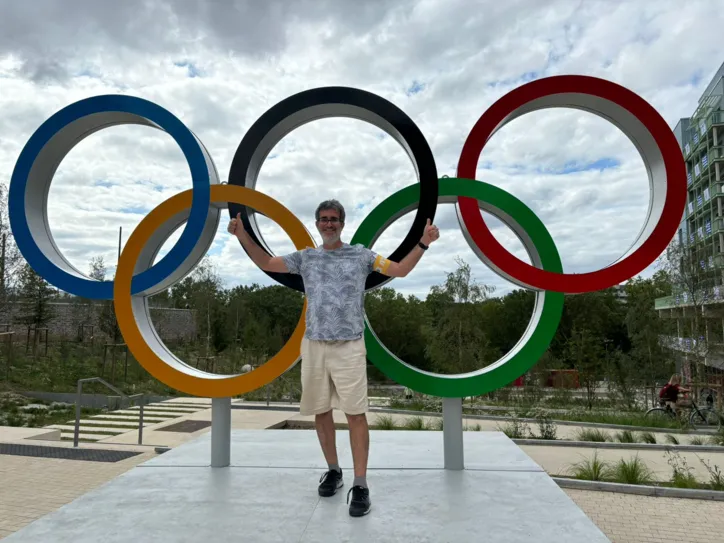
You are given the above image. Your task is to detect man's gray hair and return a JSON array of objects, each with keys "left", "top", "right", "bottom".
[{"left": 315, "top": 199, "right": 346, "bottom": 223}]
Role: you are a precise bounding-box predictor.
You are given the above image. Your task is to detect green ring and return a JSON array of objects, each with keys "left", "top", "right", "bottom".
[{"left": 351, "top": 177, "right": 564, "bottom": 397}]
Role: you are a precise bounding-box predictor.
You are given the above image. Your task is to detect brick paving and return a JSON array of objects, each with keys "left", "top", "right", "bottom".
[
  {"left": 0, "top": 450, "right": 154, "bottom": 539},
  {"left": 565, "top": 488, "right": 724, "bottom": 543}
]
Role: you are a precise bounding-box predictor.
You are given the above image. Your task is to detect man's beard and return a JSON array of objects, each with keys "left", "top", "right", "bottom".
[{"left": 322, "top": 231, "right": 340, "bottom": 244}]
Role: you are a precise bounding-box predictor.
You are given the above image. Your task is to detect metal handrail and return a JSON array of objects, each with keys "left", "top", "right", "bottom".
[{"left": 74, "top": 377, "right": 145, "bottom": 447}]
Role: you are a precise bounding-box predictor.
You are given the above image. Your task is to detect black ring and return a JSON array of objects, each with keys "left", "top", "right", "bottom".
[{"left": 228, "top": 86, "right": 438, "bottom": 293}]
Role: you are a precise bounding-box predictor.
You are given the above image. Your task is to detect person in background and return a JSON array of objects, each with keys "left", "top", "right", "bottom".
[{"left": 659, "top": 373, "right": 691, "bottom": 414}]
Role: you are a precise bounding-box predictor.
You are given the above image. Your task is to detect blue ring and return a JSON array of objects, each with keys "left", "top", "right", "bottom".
[{"left": 9, "top": 95, "right": 211, "bottom": 300}]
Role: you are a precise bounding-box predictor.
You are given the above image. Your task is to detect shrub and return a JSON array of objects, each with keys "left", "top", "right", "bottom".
[
  {"left": 665, "top": 450, "right": 698, "bottom": 489},
  {"left": 567, "top": 452, "right": 609, "bottom": 481},
  {"left": 699, "top": 458, "right": 724, "bottom": 491},
  {"left": 404, "top": 416, "right": 427, "bottom": 431},
  {"left": 615, "top": 430, "right": 636, "bottom": 443},
  {"left": 497, "top": 417, "right": 529, "bottom": 439},
  {"left": 709, "top": 428, "right": 724, "bottom": 447},
  {"left": 610, "top": 456, "right": 655, "bottom": 485},
  {"left": 575, "top": 428, "right": 609, "bottom": 442},
  {"left": 531, "top": 409, "right": 557, "bottom": 440},
  {"left": 374, "top": 414, "right": 396, "bottom": 430}
]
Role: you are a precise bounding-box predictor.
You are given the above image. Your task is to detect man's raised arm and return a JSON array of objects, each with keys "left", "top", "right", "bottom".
[{"left": 227, "top": 212, "right": 290, "bottom": 273}]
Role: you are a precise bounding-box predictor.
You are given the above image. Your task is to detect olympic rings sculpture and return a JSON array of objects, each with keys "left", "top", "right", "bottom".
[{"left": 8, "top": 75, "right": 686, "bottom": 398}]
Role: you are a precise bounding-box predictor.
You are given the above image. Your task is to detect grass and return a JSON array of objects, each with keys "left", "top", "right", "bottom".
[
  {"left": 564, "top": 451, "right": 724, "bottom": 491},
  {"left": 374, "top": 414, "right": 396, "bottom": 430},
  {"left": 404, "top": 416, "right": 428, "bottom": 430},
  {"left": 552, "top": 410, "right": 685, "bottom": 430},
  {"left": 709, "top": 428, "right": 724, "bottom": 446},
  {"left": 615, "top": 430, "right": 636, "bottom": 443},
  {"left": 575, "top": 428, "right": 610, "bottom": 442},
  {"left": 609, "top": 456, "right": 655, "bottom": 485},
  {"left": 640, "top": 432, "right": 657, "bottom": 444},
  {"left": 497, "top": 418, "right": 530, "bottom": 439},
  {"left": 0, "top": 392, "right": 105, "bottom": 428},
  {"left": 568, "top": 452, "right": 609, "bottom": 481}
]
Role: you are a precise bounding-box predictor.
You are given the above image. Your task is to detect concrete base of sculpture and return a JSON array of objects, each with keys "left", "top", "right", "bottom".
[{"left": 3, "top": 430, "right": 609, "bottom": 542}]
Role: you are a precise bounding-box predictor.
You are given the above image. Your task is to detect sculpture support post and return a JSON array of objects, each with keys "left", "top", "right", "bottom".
[
  {"left": 443, "top": 397, "right": 464, "bottom": 470},
  {"left": 211, "top": 397, "right": 231, "bottom": 467}
]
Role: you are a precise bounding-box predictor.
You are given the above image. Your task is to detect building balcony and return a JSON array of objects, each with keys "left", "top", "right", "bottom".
[
  {"left": 659, "top": 335, "right": 704, "bottom": 352},
  {"left": 683, "top": 111, "right": 724, "bottom": 159},
  {"left": 655, "top": 283, "right": 724, "bottom": 310}
]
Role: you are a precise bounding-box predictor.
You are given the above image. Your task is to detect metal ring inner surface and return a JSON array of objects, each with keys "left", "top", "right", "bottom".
[
  {"left": 350, "top": 177, "right": 564, "bottom": 398},
  {"left": 457, "top": 75, "right": 686, "bottom": 293},
  {"left": 114, "top": 184, "right": 314, "bottom": 397},
  {"left": 227, "top": 86, "right": 439, "bottom": 293},
  {"left": 8, "top": 95, "right": 219, "bottom": 299}
]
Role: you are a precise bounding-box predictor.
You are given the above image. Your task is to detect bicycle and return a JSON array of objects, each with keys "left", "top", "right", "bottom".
[{"left": 645, "top": 390, "right": 722, "bottom": 430}]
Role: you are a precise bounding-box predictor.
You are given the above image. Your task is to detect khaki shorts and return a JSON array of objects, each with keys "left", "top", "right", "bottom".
[{"left": 300, "top": 336, "right": 368, "bottom": 416}]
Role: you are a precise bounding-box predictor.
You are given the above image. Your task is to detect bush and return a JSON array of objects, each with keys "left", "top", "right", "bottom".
[
  {"left": 497, "top": 416, "right": 529, "bottom": 439},
  {"left": 610, "top": 456, "right": 655, "bottom": 485},
  {"left": 567, "top": 452, "right": 609, "bottom": 481},
  {"left": 374, "top": 414, "right": 396, "bottom": 430},
  {"left": 699, "top": 458, "right": 724, "bottom": 491},
  {"left": 640, "top": 432, "right": 657, "bottom": 444},
  {"left": 575, "top": 428, "right": 610, "bottom": 442},
  {"left": 403, "top": 416, "right": 427, "bottom": 430},
  {"left": 665, "top": 450, "right": 698, "bottom": 488},
  {"left": 531, "top": 409, "right": 557, "bottom": 440},
  {"left": 615, "top": 430, "right": 636, "bottom": 443}
]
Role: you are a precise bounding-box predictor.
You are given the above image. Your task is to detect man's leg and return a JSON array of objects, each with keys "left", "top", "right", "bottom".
[
  {"left": 346, "top": 412, "right": 369, "bottom": 484},
  {"left": 316, "top": 409, "right": 338, "bottom": 467},
  {"left": 299, "top": 338, "right": 342, "bottom": 496},
  {"left": 328, "top": 339, "right": 371, "bottom": 516}
]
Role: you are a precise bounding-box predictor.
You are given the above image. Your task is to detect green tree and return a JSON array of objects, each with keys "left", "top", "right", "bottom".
[
  {"left": 566, "top": 326, "right": 605, "bottom": 409},
  {"left": 624, "top": 274, "right": 676, "bottom": 399},
  {"left": 423, "top": 258, "right": 497, "bottom": 374},
  {"left": 16, "top": 263, "right": 55, "bottom": 328}
]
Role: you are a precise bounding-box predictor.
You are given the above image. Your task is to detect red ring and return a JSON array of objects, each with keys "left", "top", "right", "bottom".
[{"left": 456, "top": 75, "right": 687, "bottom": 293}]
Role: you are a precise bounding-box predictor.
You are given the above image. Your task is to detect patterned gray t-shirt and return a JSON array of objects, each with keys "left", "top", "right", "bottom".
[{"left": 281, "top": 243, "right": 391, "bottom": 341}]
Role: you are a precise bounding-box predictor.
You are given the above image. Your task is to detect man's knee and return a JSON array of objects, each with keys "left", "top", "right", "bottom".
[
  {"left": 346, "top": 413, "right": 367, "bottom": 426},
  {"left": 315, "top": 409, "right": 333, "bottom": 421}
]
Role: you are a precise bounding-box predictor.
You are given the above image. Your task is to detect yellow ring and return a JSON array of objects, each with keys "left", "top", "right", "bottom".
[{"left": 114, "top": 184, "right": 314, "bottom": 397}]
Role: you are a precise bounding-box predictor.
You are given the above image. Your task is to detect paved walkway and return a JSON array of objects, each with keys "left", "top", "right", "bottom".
[
  {"left": 2, "top": 399, "right": 724, "bottom": 541},
  {"left": 0, "top": 446, "right": 155, "bottom": 539},
  {"left": 566, "top": 489, "right": 724, "bottom": 543}
]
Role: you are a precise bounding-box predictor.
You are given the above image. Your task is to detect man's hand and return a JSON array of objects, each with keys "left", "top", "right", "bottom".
[
  {"left": 421, "top": 218, "right": 439, "bottom": 245},
  {"left": 227, "top": 212, "right": 246, "bottom": 240}
]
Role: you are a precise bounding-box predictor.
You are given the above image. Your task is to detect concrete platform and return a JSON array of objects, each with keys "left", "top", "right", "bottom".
[{"left": 3, "top": 430, "right": 610, "bottom": 542}]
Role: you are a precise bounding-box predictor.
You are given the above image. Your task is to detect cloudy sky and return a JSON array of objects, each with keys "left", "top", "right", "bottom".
[{"left": 1, "top": 0, "right": 722, "bottom": 301}]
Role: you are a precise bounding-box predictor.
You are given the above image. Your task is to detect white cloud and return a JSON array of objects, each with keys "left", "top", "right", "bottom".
[{"left": 0, "top": 0, "right": 721, "bottom": 299}]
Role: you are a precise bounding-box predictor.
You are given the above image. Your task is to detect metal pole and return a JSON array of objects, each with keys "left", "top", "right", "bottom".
[
  {"left": 211, "top": 397, "right": 231, "bottom": 467},
  {"left": 138, "top": 396, "right": 144, "bottom": 445},
  {"left": 74, "top": 381, "right": 82, "bottom": 447},
  {"left": 443, "top": 397, "right": 464, "bottom": 470}
]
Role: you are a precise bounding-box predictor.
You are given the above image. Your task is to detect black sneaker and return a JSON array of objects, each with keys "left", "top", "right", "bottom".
[
  {"left": 318, "top": 469, "right": 343, "bottom": 497},
  {"left": 347, "top": 485, "right": 371, "bottom": 517}
]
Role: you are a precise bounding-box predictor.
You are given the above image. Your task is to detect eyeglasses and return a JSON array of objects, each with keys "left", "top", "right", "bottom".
[{"left": 317, "top": 217, "right": 341, "bottom": 224}]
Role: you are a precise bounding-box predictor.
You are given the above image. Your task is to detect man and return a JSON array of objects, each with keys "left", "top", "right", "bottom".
[
  {"left": 660, "top": 373, "right": 691, "bottom": 415},
  {"left": 228, "top": 199, "right": 439, "bottom": 517}
]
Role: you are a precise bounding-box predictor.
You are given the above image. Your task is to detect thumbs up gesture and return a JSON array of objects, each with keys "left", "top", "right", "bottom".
[
  {"left": 421, "top": 218, "right": 439, "bottom": 245},
  {"left": 227, "top": 212, "right": 246, "bottom": 240}
]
